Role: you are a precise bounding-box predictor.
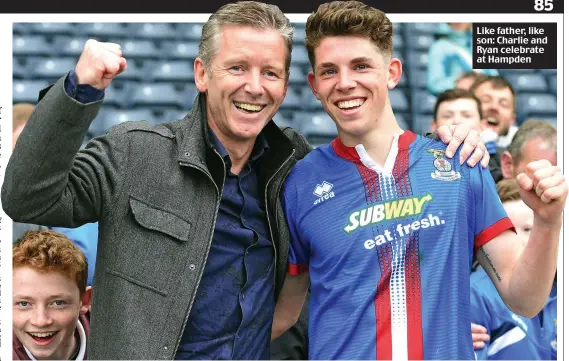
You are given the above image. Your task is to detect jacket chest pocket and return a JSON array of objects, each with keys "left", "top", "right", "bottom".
[
  {"left": 129, "top": 196, "right": 192, "bottom": 242},
  {"left": 108, "top": 195, "right": 194, "bottom": 295}
]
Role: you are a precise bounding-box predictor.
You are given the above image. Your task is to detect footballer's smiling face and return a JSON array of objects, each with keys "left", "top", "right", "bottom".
[{"left": 308, "top": 35, "right": 401, "bottom": 140}]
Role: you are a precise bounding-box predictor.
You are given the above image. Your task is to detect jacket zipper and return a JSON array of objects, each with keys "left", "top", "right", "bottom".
[
  {"left": 265, "top": 149, "right": 295, "bottom": 290},
  {"left": 172, "top": 150, "right": 225, "bottom": 358}
]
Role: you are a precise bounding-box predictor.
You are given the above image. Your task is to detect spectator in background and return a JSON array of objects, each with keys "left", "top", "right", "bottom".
[
  {"left": 427, "top": 23, "right": 498, "bottom": 96},
  {"left": 471, "top": 75, "right": 518, "bottom": 148},
  {"left": 497, "top": 119, "right": 557, "bottom": 183},
  {"left": 13, "top": 230, "right": 91, "bottom": 360},
  {"left": 431, "top": 89, "right": 501, "bottom": 181},
  {"left": 470, "top": 179, "right": 557, "bottom": 360},
  {"left": 455, "top": 71, "right": 488, "bottom": 92}
]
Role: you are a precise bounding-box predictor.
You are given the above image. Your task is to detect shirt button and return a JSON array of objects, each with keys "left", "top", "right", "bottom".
[
  {"left": 241, "top": 294, "right": 245, "bottom": 300},
  {"left": 189, "top": 264, "right": 196, "bottom": 271}
]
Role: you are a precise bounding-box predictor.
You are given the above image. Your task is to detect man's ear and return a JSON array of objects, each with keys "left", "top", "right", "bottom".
[
  {"left": 307, "top": 71, "right": 320, "bottom": 99},
  {"left": 80, "top": 286, "right": 92, "bottom": 314},
  {"left": 194, "top": 57, "right": 209, "bottom": 93},
  {"left": 386, "top": 57, "right": 402, "bottom": 90},
  {"left": 501, "top": 151, "right": 515, "bottom": 179}
]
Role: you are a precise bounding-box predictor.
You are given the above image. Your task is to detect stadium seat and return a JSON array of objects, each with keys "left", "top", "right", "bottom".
[
  {"left": 100, "top": 108, "right": 157, "bottom": 132},
  {"left": 130, "top": 83, "right": 193, "bottom": 109},
  {"left": 30, "top": 23, "right": 75, "bottom": 35},
  {"left": 101, "top": 82, "right": 131, "bottom": 108},
  {"left": 393, "top": 33, "right": 404, "bottom": 51},
  {"left": 53, "top": 36, "right": 89, "bottom": 57},
  {"left": 280, "top": 91, "right": 302, "bottom": 111},
  {"left": 408, "top": 69, "right": 427, "bottom": 89},
  {"left": 517, "top": 93, "right": 556, "bottom": 118},
  {"left": 13, "top": 23, "right": 28, "bottom": 35},
  {"left": 406, "top": 34, "right": 434, "bottom": 51},
  {"left": 392, "top": 22, "right": 403, "bottom": 35},
  {"left": 272, "top": 112, "right": 296, "bottom": 128},
  {"left": 389, "top": 89, "right": 409, "bottom": 112},
  {"left": 292, "top": 23, "right": 306, "bottom": 44},
  {"left": 31, "top": 58, "right": 76, "bottom": 79},
  {"left": 505, "top": 73, "right": 547, "bottom": 93},
  {"left": 406, "top": 23, "right": 438, "bottom": 34},
  {"left": 412, "top": 114, "right": 434, "bottom": 136},
  {"left": 126, "top": 23, "right": 177, "bottom": 39},
  {"left": 292, "top": 47, "right": 310, "bottom": 66},
  {"left": 13, "top": 59, "right": 26, "bottom": 79},
  {"left": 161, "top": 41, "right": 200, "bottom": 60},
  {"left": 163, "top": 109, "right": 190, "bottom": 122},
  {"left": 299, "top": 112, "right": 338, "bottom": 147},
  {"left": 13, "top": 80, "right": 49, "bottom": 103},
  {"left": 405, "top": 50, "right": 429, "bottom": 70},
  {"left": 300, "top": 88, "right": 323, "bottom": 110},
  {"left": 112, "top": 60, "right": 146, "bottom": 82},
  {"left": 151, "top": 61, "right": 195, "bottom": 82},
  {"left": 175, "top": 23, "right": 203, "bottom": 40},
  {"left": 13, "top": 35, "right": 52, "bottom": 56},
  {"left": 76, "top": 23, "right": 128, "bottom": 38},
  {"left": 413, "top": 91, "right": 437, "bottom": 114},
  {"left": 537, "top": 116, "right": 557, "bottom": 127},
  {"left": 397, "top": 72, "right": 408, "bottom": 88},
  {"left": 288, "top": 65, "right": 306, "bottom": 85},
  {"left": 115, "top": 39, "right": 160, "bottom": 59},
  {"left": 394, "top": 113, "right": 410, "bottom": 130},
  {"left": 548, "top": 75, "right": 557, "bottom": 93}
]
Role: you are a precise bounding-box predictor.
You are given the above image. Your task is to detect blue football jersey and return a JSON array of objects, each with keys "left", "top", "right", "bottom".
[
  {"left": 471, "top": 267, "right": 557, "bottom": 360},
  {"left": 282, "top": 131, "right": 515, "bottom": 360}
]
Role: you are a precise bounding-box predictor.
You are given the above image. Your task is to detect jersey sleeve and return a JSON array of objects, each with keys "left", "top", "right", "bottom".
[
  {"left": 469, "top": 164, "right": 516, "bottom": 251},
  {"left": 282, "top": 177, "right": 310, "bottom": 276}
]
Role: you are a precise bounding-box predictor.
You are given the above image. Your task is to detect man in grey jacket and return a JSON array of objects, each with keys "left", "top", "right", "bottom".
[{"left": 2, "top": 2, "right": 488, "bottom": 359}]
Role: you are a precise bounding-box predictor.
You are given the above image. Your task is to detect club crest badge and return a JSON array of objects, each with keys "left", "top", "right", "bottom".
[{"left": 427, "top": 149, "right": 461, "bottom": 181}]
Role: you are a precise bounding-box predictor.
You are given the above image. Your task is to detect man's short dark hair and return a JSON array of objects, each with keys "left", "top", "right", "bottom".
[
  {"left": 433, "top": 88, "right": 483, "bottom": 120},
  {"left": 507, "top": 119, "right": 556, "bottom": 165},
  {"left": 470, "top": 75, "right": 517, "bottom": 111}
]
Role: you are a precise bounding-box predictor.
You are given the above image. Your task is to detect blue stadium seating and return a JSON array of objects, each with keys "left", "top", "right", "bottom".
[
  {"left": 289, "top": 65, "right": 307, "bottom": 85},
  {"left": 280, "top": 91, "right": 302, "bottom": 110},
  {"left": 12, "top": 22, "right": 557, "bottom": 141},
  {"left": 389, "top": 89, "right": 409, "bottom": 112},
  {"left": 13, "top": 35, "right": 52, "bottom": 56},
  {"left": 53, "top": 36, "right": 89, "bottom": 57},
  {"left": 126, "top": 23, "right": 178, "bottom": 39},
  {"left": 114, "top": 39, "right": 160, "bottom": 59},
  {"left": 13, "top": 80, "right": 49, "bottom": 103},
  {"left": 13, "top": 59, "right": 26, "bottom": 79},
  {"left": 413, "top": 91, "right": 437, "bottom": 114},
  {"left": 299, "top": 112, "right": 338, "bottom": 147},
  {"left": 292, "top": 47, "right": 310, "bottom": 66},
  {"left": 129, "top": 83, "right": 194, "bottom": 109},
  {"left": 161, "top": 41, "right": 200, "bottom": 60},
  {"left": 175, "top": 23, "right": 203, "bottom": 40},
  {"left": 406, "top": 23, "right": 438, "bottom": 34},
  {"left": 517, "top": 93, "right": 556, "bottom": 119},
  {"left": 151, "top": 61, "right": 195, "bottom": 82},
  {"left": 505, "top": 73, "right": 547, "bottom": 93},
  {"left": 300, "top": 88, "right": 323, "bottom": 110},
  {"left": 292, "top": 23, "right": 306, "bottom": 44},
  {"left": 548, "top": 75, "right": 557, "bottom": 93},
  {"left": 406, "top": 34, "right": 434, "bottom": 50},
  {"left": 76, "top": 23, "right": 128, "bottom": 38},
  {"left": 30, "top": 23, "right": 75, "bottom": 36},
  {"left": 100, "top": 108, "right": 157, "bottom": 133},
  {"left": 272, "top": 112, "right": 296, "bottom": 128},
  {"left": 31, "top": 58, "right": 76, "bottom": 79}
]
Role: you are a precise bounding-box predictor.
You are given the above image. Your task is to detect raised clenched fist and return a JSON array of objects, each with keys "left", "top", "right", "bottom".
[{"left": 75, "top": 39, "right": 127, "bottom": 90}]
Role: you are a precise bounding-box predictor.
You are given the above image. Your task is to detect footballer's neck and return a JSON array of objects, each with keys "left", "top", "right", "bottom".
[{"left": 339, "top": 117, "right": 403, "bottom": 168}]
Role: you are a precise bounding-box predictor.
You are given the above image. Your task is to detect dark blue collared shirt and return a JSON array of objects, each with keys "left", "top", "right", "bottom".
[
  {"left": 64, "top": 71, "right": 276, "bottom": 359},
  {"left": 176, "top": 130, "right": 275, "bottom": 360}
]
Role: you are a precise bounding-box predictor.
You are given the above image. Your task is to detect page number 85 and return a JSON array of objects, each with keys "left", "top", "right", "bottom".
[{"left": 534, "top": 0, "right": 553, "bottom": 11}]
